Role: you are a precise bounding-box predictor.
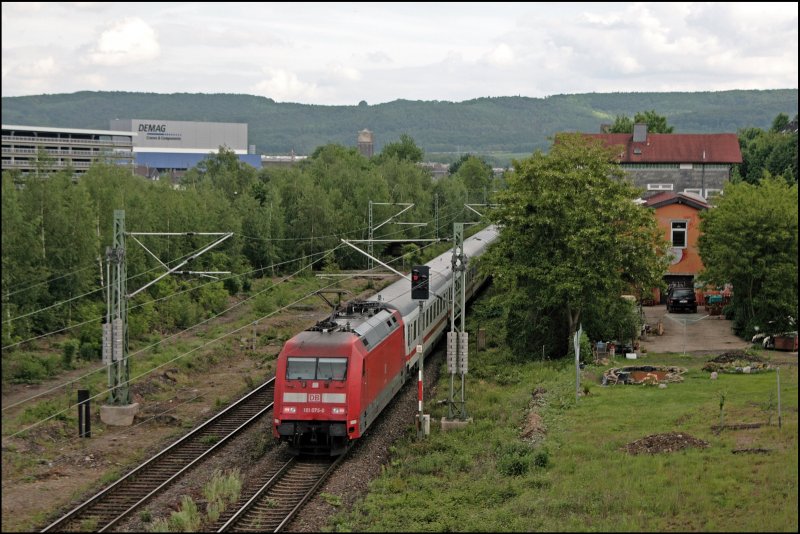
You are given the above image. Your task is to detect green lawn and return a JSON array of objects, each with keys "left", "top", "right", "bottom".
[{"left": 331, "top": 348, "right": 798, "bottom": 532}]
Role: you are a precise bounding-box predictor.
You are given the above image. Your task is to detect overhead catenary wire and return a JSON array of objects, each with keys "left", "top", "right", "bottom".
[
  {"left": 2, "top": 247, "right": 342, "bottom": 408},
  {"left": 3, "top": 263, "right": 98, "bottom": 297},
  {"left": 2, "top": 210, "right": 469, "bottom": 410},
  {"left": 4, "top": 244, "right": 347, "bottom": 437},
  {"left": 3, "top": 243, "right": 221, "bottom": 325},
  {"left": 3, "top": 235, "right": 453, "bottom": 439}
]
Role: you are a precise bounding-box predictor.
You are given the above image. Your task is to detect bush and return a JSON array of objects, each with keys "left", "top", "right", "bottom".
[
  {"left": 497, "top": 443, "right": 533, "bottom": 477},
  {"left": 80, "top": 341, "right": 100, "bottom": 361},
  {"left": 533, "top": 450, "right": 550, "bottom": 468},
  {"left": 203, "top": 469, "right": 242, "bottom": 523},
  {"left": 5, "top": 353, "right": 61, "bottom": 384},
  {"left": 167, "top": 495, "right": 201, "bottom": 532},
  {"left": 62, "top": 339, "right": 79, "bottom": 368},
  {"left": 19, "top": 399, "right": 68, "bottom": 424}
]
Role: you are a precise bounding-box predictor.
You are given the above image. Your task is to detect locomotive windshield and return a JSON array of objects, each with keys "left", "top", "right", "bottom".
[{"left": 286, "top": 357, "right": 347, "bottom": 380}]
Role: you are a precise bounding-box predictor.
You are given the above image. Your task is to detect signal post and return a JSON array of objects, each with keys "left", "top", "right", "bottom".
[{"left": 411, "top": 266, "right": 430, "bottom": 438}]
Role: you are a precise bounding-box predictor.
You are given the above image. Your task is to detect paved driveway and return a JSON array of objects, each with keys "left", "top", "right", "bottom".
[{"left": 639, "top": 304, "right": 750, "bottom": 354}]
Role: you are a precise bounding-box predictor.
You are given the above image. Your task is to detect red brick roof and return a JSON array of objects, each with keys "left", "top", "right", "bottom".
[{"left": 583, "top": 133, "right": 743, "bottom": 164}]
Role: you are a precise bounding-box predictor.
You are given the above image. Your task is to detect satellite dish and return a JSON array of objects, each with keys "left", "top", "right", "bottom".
[{"left": 668, "top": 247, "right": 684, "bottom": 266}]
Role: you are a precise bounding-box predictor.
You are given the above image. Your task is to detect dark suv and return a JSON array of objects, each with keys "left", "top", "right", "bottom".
[{"left": 666, "top": 287, "right": 697, "bottom": 313}]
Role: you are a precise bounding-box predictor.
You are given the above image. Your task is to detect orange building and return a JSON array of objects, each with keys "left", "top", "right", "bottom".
[{"left": 643, "top": 191, "right": 710, "bottom": 303}]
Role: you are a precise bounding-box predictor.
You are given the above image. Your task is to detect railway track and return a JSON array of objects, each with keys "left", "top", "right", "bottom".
[
  {"left": 217, "top": 455, "right": 344, "bottom": 532},
  {"left": 41, "top": 378, "right": 276, "bottom": 533}
]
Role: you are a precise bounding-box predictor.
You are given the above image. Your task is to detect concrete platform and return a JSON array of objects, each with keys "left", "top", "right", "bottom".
[
  {"left": 440, "top": 417, "right": 473, "bottom": 432},
  {"left": 100, "top": 403, "right": 140, "bottom": 426}
]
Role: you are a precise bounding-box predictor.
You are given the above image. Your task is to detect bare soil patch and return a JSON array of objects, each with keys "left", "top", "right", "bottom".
[{"left": 622, "top": 432, "right": 710, "bottom": 455}]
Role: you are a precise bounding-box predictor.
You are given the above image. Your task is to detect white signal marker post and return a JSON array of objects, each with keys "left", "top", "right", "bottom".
[{"left": 417, "top": 342, "right": 424, "bottom": 438}]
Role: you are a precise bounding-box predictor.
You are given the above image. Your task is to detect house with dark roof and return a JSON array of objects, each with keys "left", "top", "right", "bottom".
[
  {"left": 643, "top": 191, "right": 711, "bottom": 301},
  {"left": 585, "top": 124, "right": 743, "bottom": 200}
]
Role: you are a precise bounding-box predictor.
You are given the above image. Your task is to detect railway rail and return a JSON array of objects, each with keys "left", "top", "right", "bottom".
[
  {"left": 41, "top": 378, "right": 276, "bottom": 532},
  {"left": 218, "top": 455, "right": 344, "bottom": 532}
]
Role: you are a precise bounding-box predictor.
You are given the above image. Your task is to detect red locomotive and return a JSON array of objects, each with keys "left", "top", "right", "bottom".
[{"left": 273, "top": 226, "right": 499, "bottom": 455}]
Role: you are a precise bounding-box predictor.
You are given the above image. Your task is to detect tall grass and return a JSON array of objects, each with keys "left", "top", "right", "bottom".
[{"left": 333, "top": 347, "right": 798, "bottom": 532}]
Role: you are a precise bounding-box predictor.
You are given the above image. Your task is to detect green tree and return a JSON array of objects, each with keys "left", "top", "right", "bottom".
[
  {"left": 455, "top": 155, "right": 493, "bottom": 202},
  {"left": 484, "top": 133, "right": 668, "bottom": 357},
  {"left": 770, "top": 113, "right": 790, "bottom": 133},
  {"left": 376, "top": 134, "right": 424, "bottom": 163},
  {"left": 737, "top": 114, "right": 798, "bottom": 185},
  {"left": 184, "top": 146, "right": 257, "bottom": 202},
  {"left": 698, "top": 176, "right": 798, "bottom": 337},
  {"left": 2, "top": 174, "right": 47, "bottom": 345},
  {"left": 608, "top": 115, "right": 633, "bottom": 133},
  {"left": 609, "top": 110, "right": 674, "bottom": 133}
]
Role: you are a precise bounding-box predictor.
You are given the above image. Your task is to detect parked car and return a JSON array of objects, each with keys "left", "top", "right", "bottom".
[{"left": 666, "top": 287, "right": 697, "bottom": 313}]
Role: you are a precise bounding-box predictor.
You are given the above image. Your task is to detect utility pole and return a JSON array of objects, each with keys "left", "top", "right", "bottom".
[
  {"left": 103, "top": 210, "right": 129, "bottom": 406},
  {"left": 445, "top": 223, "right": 469, "bottom": 422},
  {"left": 434, "top": 193, "right": 439, "bottom": 241},
  {"left": 100, "top": 210, "right": 232, "bottom": 426}
]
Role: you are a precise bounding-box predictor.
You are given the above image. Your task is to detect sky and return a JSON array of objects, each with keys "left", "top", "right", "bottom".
[{"left": 2, "top": 2, "right": 797, "bottom": 106}]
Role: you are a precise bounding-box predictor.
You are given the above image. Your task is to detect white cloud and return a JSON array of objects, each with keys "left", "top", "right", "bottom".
[
  {"left": 252, "top": 69, "right": 318, "bottom": 103},
  {"left": 366, "top": 51, "right": 392, "bottom": 64},
  {"left": 484, "top": 43, "right": 515, "bottom": 67},
  {"left": 88, "top": 17, "right": 159, "bottom": 66},
  {"left": 328, "top": 63, "right": 361, "bottom": 82},
  {"left": 1, "top": 3, "right": 796, "bottom": 103},
  {"left": 79, "top": 73, "right": 107, "bottom": 89},
  {"left": 17, "top": 56, "right": 57, "bottom": 77}
]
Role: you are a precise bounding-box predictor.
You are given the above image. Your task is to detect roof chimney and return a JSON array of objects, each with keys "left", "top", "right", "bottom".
[{"left": 633, "top": 123, "right": 648, "bottom": 143}]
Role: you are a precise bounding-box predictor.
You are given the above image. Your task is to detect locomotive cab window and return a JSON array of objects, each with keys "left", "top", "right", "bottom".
[
  {"left": 317, "top": 358, "right": 347, "bottom": 380},
  {"left": 286, "top": 357, "right": 347, "bottom": 380},
  {"left": 286, "top": 357, "right": 316, "bottom": 380}
]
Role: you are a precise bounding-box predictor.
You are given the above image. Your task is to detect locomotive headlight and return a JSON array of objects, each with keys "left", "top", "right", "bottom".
[
  {"left": 332, "top": 407, "right": 345, "bottom": 415},
  {"left": 283, "top": 406, "right": 297, "bottom": 414},
  {"left": 274, "top": 419, "right": 280, "bottom": 425}
]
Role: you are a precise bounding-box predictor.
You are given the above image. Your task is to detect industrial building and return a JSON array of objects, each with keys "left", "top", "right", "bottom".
[
  {"left": 2, "top": 124, "right": 135, "bottom": 176},
  {"left": 109, "top": 119, "right": 261, "bottom": 179}
]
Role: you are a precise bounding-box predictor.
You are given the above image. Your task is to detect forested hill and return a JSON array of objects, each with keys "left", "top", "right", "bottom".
[{"left": 2, "top": 89, "right": 797, "bottom": 159}]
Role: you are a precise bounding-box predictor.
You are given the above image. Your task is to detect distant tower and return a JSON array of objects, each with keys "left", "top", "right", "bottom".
[{"left": 357, "top": 129, "right": 374, "bottom": 157}]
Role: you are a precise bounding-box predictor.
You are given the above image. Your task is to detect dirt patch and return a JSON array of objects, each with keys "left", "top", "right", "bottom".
[
  {"left": 708, "top": 351, "right": 767, "bottom": 364},
  {"left": 520, "top": 387, "right": 547, "bottom": 446},
  {"left": 622, "top": 432, "right": 709, "bottom": 455}
]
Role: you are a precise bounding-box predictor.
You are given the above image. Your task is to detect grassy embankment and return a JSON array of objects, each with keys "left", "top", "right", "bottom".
[{"left": 332, "top": 324, "right": 798, "bottom": 531}]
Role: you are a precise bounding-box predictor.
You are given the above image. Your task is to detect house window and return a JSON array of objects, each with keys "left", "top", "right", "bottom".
[
  {"left": 684, "top": 188, "right": 703, "bottom": 196},
  {"left": 647, "top": 183, "right": 674, "bottom": 191},
  {"left": 705, "top": 189, "right": 722, "bottom": 199},
  {"left": 671, "top": 221, "right": 688, "bottom": 248}
]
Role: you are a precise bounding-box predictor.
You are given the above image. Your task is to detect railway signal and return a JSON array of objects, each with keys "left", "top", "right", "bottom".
[{"left": 411, "top": 265, "right": 429, "bottom": 300}]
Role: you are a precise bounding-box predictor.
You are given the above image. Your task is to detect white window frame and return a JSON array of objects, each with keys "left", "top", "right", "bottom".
[
  {"left": 647, "top": 183, "right": 674, "bottom": 191},
  {"left": 671, "top": 220, "right": 688, "bottom": 249},
  {"left": 683, "top": 188, "right": 702, "bottom": 196},
  {"left": 679, "top": 163, "right": 693, "bottom": 170},
  {"left": 704, "top": 188, "right": 722, "bottom": 199}
]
